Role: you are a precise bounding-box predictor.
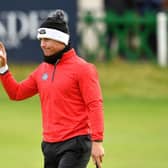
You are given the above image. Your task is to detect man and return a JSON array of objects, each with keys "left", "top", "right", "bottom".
[{"left": 0, "top": 9, "right": 104, "bottom": 168}]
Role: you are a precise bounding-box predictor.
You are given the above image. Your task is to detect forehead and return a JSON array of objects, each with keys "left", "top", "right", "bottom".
[
  {"left": 41, "top": 38, "right": 64, "bottom": 44},
  {"left": 40, "top": 38, "right": 65, "bottom": 46}
]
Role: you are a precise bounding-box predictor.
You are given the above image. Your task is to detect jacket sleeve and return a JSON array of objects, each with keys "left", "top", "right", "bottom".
[
  {"left": 78, "top": 63, "right": 104, "bottom": 141},
  {"left": 0, "top": 70, "right": 38, "bottom": 100}
]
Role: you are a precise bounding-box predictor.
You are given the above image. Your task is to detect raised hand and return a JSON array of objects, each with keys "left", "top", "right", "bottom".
[{"left": 0, "top": 42, "right": 7, "bottom": 67}]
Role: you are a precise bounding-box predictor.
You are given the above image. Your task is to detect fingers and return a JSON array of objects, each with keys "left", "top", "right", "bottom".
[
  {"left": 91, "top": 141, "right": 104, "bottom": 168},
  {"left": 0, "top": 41, "right": 7, "bottom": 67},
  {"left": 95, "top": 162, "right": 99, "bottom": 168},
  {"left": 0, "top": 41, "right": 6, "bottom": 57},
  {"left": 0, "top": 41, "right": 5, "bottom": 51},
  {"left": 92, "top": 156, "right": 103, "bottom": 168},
  {"left": 95, "top": 160, "right": 101, "bottom": 168}
]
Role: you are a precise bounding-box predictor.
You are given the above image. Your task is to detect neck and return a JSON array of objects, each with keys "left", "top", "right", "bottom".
[{"left": 43, "top": 44, "right": 71, "bottom": 64}]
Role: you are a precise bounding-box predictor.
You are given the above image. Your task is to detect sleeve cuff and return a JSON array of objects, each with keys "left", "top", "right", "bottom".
[
  {"left": 0, "top": 64, "right": 8, "bottom": 74},
  {"left": 92, "top": 140, "right": 103, "bottom": 142}
]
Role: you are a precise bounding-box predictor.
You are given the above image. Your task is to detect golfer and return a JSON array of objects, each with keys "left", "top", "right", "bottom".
[{"left": 0, "top": 9, "right": 104, "bottom": 168}]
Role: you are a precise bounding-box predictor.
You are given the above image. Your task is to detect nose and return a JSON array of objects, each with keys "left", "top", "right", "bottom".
[{"left": 40, "top": 39, "right": 46, "bottom": 48}]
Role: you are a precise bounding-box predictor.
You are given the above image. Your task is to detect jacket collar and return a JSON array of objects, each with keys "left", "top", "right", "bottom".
[{"left": 59, "top": 48, "right": 76, "bottom": 63}]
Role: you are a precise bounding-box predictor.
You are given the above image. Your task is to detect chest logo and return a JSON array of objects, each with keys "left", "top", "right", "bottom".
[{"left": 42, "top": 73, "right": 48, "bottom": 80}]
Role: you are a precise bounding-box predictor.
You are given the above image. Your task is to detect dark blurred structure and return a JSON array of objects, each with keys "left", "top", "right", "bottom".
[
  {"left": 104, "top": 0, "right": 135, "bottom": 14},
  {"left": 134, "top": 0, "right": 162, "bottom": 15},
  {"left": 162, "top": 0, "right": 168, "bottom": 10},
  {"left": 134, "top": 0, "right": 163, "bottom": 59},
  {"left": 103, "top": 0, "right": 163, "bottom": 60},
  {"left": 79, "top": 10, "right": 157, "bottom": 61},
  {"left": 103, "top": 0, "right": 135, "bottom": 59}
]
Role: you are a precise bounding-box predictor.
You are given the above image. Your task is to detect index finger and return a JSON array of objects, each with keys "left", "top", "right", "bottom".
[
  {"left": 95, "top": 159, "right": 102, "bottom": 168},
  {"left": 96, "top": 162, "right": 99, "bottom": 168},
  {"left": 0, "top": 41, "right": 6, "bottom": 56}
]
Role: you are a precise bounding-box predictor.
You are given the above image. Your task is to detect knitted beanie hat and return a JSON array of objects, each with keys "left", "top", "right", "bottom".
[{"left": 37, "top": 9, "right": 70, "bottom": 45}]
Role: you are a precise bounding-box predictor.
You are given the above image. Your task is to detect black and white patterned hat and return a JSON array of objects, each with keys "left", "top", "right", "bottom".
[{"left": 37, "top": 9, "right": 70, "bottom": 45}]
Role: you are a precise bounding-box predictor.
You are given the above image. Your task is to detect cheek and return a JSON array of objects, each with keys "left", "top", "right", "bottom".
[
  {"left": 41, "top": 43, "right": 48, "bottom": 50},
  {"left": 51, "top": 46, "right": 63, "bottom": 53}
]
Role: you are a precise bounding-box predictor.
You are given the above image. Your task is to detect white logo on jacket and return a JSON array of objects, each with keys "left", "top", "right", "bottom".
[{"left": 42, "top": 73, "right": 48, "bottom": 80}]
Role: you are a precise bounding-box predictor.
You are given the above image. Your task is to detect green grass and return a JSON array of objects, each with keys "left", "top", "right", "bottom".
[{"left": 0, "top": 60, "right": 168, "bottom": 168}]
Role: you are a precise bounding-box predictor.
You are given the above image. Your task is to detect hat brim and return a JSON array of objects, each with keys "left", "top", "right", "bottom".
[{"left": 37, "top": 28, "right": 70, "bottom": 45}]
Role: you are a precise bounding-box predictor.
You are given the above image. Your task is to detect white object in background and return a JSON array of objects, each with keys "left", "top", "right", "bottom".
[{"left": 157, "top": 12, "right": 167, "bottom": 67}]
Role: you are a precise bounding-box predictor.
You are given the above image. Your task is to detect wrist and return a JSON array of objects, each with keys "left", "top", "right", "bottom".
[
  {"left": 0, "top": 64, "right": 8, "bottom": 74},
  {"left": 92, "top": 140, "right": 103, "bottom": 142}
]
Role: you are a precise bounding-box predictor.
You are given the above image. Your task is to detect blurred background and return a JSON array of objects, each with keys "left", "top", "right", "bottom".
[{"left": 0, "top": 0, "right": 168, "bottom": 168}]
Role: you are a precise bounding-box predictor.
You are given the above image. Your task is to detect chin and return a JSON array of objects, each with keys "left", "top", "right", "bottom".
[{"left": 44, "top": 53, "right": 51, "bottom": 56}]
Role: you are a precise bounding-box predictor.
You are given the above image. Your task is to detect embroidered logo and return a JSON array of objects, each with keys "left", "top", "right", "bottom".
[
  {"left": 42, "top": 73, "right": 48, "bottom": 80},
  {"left": 39, "top": 29, "right": 46, "bottom": 34}
]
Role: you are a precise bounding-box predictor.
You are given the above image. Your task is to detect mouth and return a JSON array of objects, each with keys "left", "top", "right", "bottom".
[{"left": 42, "top": 48, "right": 50, "bottom": 54}]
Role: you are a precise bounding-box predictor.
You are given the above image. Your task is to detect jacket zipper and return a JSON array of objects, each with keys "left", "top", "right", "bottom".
[{"left": 52, "top": 60, "right": 59, "bottom": 82}]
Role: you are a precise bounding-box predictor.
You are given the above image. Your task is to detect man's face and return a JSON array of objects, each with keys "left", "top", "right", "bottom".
[{"left": 40, "top": 38, "right": 65, "bottom": 56}]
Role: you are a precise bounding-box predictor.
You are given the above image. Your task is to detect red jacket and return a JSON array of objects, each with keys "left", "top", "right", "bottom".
[{"left": 0, "top": 49, "right": 104, "bottom": 142}]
